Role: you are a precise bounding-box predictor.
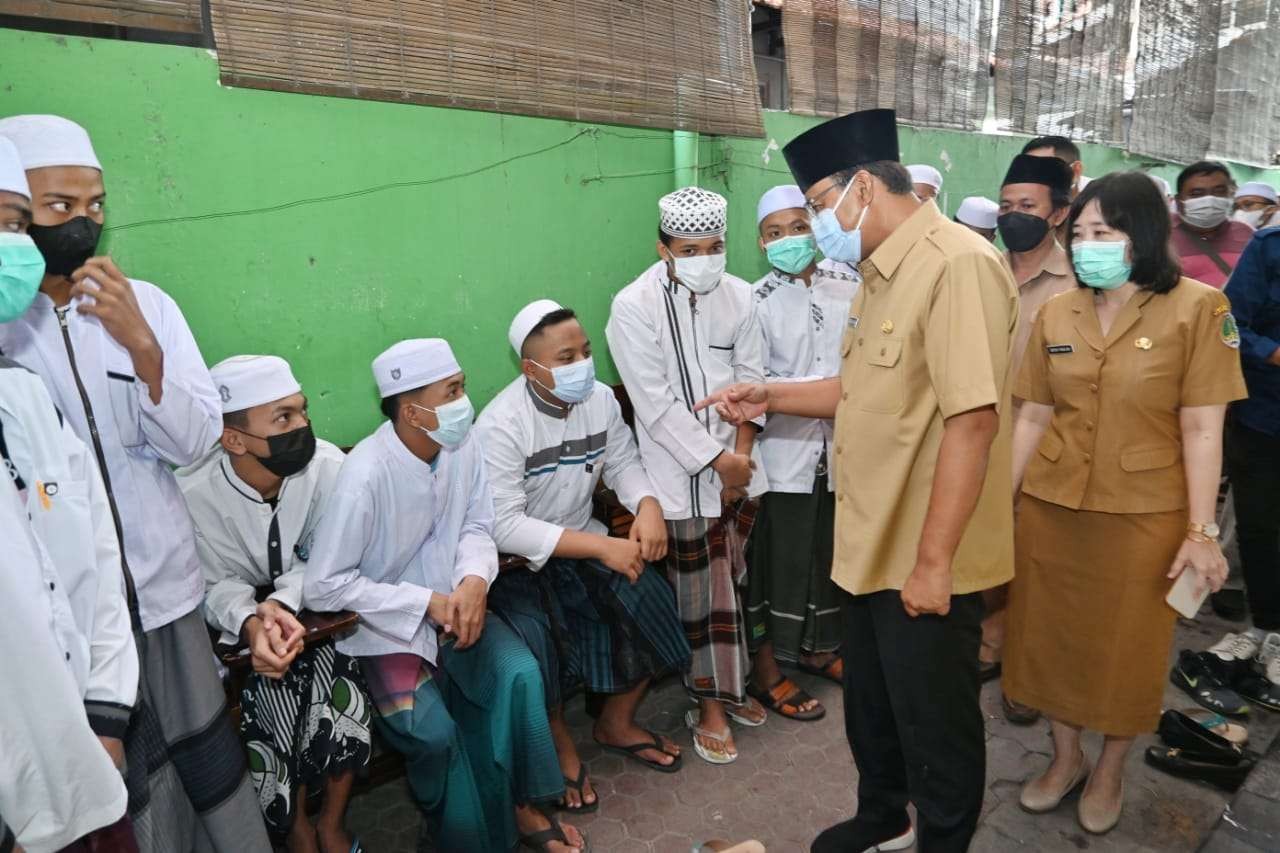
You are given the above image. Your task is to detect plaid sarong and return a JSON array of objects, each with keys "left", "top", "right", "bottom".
[{"left": 664, "top": 498, "right": 758, "bottom": 704}]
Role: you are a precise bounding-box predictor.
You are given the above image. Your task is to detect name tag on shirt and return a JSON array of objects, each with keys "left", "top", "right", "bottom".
[{"left": 1046, "top": 344, "right": 1074, "bottom": 355}]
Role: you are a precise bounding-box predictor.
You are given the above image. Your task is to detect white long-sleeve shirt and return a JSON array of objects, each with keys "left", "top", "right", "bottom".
[
  {"left": 605, "top": 260, "right": 769, "bottom": 520},
  {"left": 302, "top": 422, "right": 498, "bottom": 665},
  {"left": 753, "top": 259, "right": 860, "bottom": 493},
  {"left": 0, "top": 478, "right": 129, "bottom": 853},
  {"left": 177, "top": 438, "right": 346, "bottom": 645},
  {"left": 0, "top": 283, "right": 222, "bottom": 631},
  {"left": 476, "top": 378, "right": 656, "bottom": 567},
  {"left": 0, "top": 356, "right": 138, "bottom": 734}
]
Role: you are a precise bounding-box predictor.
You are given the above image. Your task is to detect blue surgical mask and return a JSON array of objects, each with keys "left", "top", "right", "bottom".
[
  {"left": 412, "top": 395, "right": 474, "bottom": 449},
  {"left": 531, "top": 356, "right": 596, "bottom": 405},
  {"left": 810, "top": 180, "right": 869, "bottom": 264},
  {"left": 1072, "top": 240, "right": 1131, "bottom": 290},
  {"left": 764, "top": 234, "right": 818, "bottom": 275},
  {"left": 0, "top": 232, "right": 46, "bottom": 323}
]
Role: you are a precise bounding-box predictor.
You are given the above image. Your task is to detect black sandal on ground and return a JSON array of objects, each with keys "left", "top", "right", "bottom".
[
  {"left": 747, "top": 675, "right": 826, "bottom": 721},
  {"left": 557, "top": 763, "right": 599, "bottom": 814},
  {"left": 593, "top": 729, "right": 683, "bottom": 773},
  {"left": 520, "top": 809, "right": 590, "bottom": 852},
  {"left": 797, "top": 655, "right": 844, "bottom": 686}
]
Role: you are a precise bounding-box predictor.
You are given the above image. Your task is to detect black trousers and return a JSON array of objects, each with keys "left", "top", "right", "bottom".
[
  {"left": 840, "top": 589, "right": 986, "bottom": 853},
  {"left": 1225, "top": 421, "right": 1280, "bottom": 631}
]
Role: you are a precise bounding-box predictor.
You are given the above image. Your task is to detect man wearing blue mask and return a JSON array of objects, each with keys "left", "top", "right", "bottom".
[
  {"left": 696, "top": 109, "right": 1018, "bottom": 853},
  {"left": 477, "top": 300, "right": 691, "bottom": 811},
  {"left": 303, "top": 338, "right": 584, "bottom": 853},
  {"left": 745, "top": 186, "right": 858, "bottom": 723}
]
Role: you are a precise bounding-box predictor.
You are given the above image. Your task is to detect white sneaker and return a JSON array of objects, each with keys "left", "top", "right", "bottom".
[
  {"left": 1259, "top": 633, "right": 1280, "bottom": 686},
  {"left": 1209, "top": 632, "right": 1261, "bottom": 662}
]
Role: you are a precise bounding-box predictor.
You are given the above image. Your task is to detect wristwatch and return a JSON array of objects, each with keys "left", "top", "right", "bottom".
[{"left": 1187, "top": 522, "right": 1221, "bottom": 542}]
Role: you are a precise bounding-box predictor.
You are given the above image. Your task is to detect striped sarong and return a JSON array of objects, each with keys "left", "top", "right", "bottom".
[
  {"left": 664, "top": 498, "right": 758, "bottom": 704},
  {"left": 239, "top": 643, "right": 372, "bottom": 836},
  {"left": 488, "top": 557, "right": 691, "bottom": 708}
]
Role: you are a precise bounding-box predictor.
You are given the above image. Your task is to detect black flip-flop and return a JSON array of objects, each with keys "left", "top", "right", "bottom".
[
  {"left": 520, "top": 810, "right": 590, "bottom": 852},
  {"left": 556, "top": 763, "right": 599, "bottom": 814},
  {"left": 593, "top": 729, "right": 683, "bottom": 773}
]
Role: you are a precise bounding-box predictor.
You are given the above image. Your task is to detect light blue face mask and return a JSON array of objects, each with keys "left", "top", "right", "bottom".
[
  {"left": 764, "top": 234, "right": 818, "bottom": 275},
  {"left": 0, "top": 232, "right": 46, "bottom": 323},
  {"left": 1073, "top": 240, "right": 1131, "bottom": 290},
  {"left": 810, "top": 179, "right": 870, "bottom": 264},
  {"left": 413, "top": 395, "right": 474, "bottom": 449},
  {"left": 531, "top": 355, "right": 596, "bottom": 405}
]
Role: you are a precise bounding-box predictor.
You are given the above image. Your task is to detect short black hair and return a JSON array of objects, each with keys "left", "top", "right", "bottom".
[
  {"left": 1066, "top": 171, "right": 1181, "bottom": 294},
  {"left": 520, "top": 308, "right": 578, "bottom": 359},
  {"left": 1049, "top": 185, "right": 1072, "bottom": 210},
  {"left": 379, "top": 393, "right": 400, "bottom": 423},
  {"left": 1022, "top": 135, "right": 1081, "bottom": 164},
  {"left": 223, "top": 409, "right": 249, "bottom": 430},
  {"left": 1176, "top": 160, "right": 1234, "bottom": 195},
  {"left": 658, "top": 228, "right": 673, "bottom": 247},
  {"left": 833, "top": 160, "right": 913, "bottom": 195}
]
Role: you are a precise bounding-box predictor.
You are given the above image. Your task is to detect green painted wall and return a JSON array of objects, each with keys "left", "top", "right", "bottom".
[{"left": 3, "top": 30, "right": 1278, "bottom": 444}]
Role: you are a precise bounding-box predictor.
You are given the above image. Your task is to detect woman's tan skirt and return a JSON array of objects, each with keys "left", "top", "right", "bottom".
[{"left": 1004, "top": 495, "right": 1187, "bottom": 736}]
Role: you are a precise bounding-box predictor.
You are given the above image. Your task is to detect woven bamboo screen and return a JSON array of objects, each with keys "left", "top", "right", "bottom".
[
  {"left": 993, "top": 0, "right": 1131, "bottom": 144},
  {"left": 1207, "top": 0, "right": 1280, "bottom": 167},
  {"left": 206, "top": 0, "right": 765, "bottom": 138},
  {"left": 781, "top": 0, "right": 991, "bottom": 130},
  {"left": 0, "top": 0, "right": 201, "bottom": 31}
]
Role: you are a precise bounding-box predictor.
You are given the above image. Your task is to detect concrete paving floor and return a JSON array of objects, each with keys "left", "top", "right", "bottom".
[{"left": 345, "top": 606, "right": 1280, "bottom": 852}]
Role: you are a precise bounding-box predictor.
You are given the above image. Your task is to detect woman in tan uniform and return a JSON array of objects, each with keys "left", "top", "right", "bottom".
[{"left": 1004, "top": 171, "right": 1247, "bottom": 834}]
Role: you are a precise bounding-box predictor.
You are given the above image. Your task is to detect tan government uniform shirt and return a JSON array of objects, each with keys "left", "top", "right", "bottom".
[
  {"left": 832, "top": 201, "right": 1019, "bottom": 596},
  {"left": 1016, "top": 278, "right": 1248, "bottom": 513},
  {"left": 1008, "top": 243, "right": 1077, "bottom": 374}
]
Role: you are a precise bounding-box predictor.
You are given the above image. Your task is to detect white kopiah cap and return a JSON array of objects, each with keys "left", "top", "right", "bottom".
[
  {"left": 0, "top": 115, "right": 102, "bottom": 172},
  {"left": 907, "top": 164, "right": 943, "bottom": 190},
  {"left": 756, "top": 185, "right": 807, "bottom": 224},
  {"left": 659, "top": 186, "right": 727, "bottom": 238},
  {"left": 0, "top": 137, "right": 30, "bottom": 199},
  {"left": 1149, "top": 175, "right": 1173, "bottom": 198},
  {"left": 210, "top": 355, "right": 302, "bottom": 414},
  {"left": 373, "top": 339, "right": 461, "bottom": 398},
  {"left": 955, "top": 196, "right": 999, "bottom": 230},
  {"left": 1236, "top": 181, "right": 1278, "bottom": 203},
  {"left": 508, "top": 299, "right": 565, "bottom": 356}
]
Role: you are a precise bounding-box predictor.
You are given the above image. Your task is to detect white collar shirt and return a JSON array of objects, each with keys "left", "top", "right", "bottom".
[{"left": 302, "top": 422, "right": 498, "bottom": 665}]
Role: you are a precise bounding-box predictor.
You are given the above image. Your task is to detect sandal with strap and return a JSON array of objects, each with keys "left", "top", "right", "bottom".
[
  {"left": 747, "top": 675, "right": 826, "bottom": 722},
  {"left": 593, "top": 729, "right": 683, "bottom": 773},
  {"left": 557, "top": 763, "right": 599, "bottom": 813},
  {"left": 684, "top": 710, "right": 738, "bottom": 764},
  {"left": 798, "top": 655, "right": 844, "bottom": 686},
  {"left": 520, "top": 809, "right": 590, "bottom": 852}
]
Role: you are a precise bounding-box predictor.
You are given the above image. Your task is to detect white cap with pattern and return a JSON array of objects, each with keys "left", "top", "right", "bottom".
[
  {"left": 373, "top": 339, "right": 462, "bottom": 398},
  {"left": 659, "top": 186, "right": 727, "bottom": 238},
  {"left": 210, "top": 355, "right": 301, "bottom": 414}
]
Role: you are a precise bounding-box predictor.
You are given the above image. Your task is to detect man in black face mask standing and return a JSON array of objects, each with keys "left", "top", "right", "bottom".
[
  {"left": 0, "top": 114, "right": 271, "bottom": 853},
  {"left": 177, "top": 354, "right": 372, "bottom": 853},
  {"left": 982, "top": 152, "right": 1077, "bottom": 724}
]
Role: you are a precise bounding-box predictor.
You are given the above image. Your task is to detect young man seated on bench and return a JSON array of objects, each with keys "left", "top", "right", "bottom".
[
  {"left": 177, "top": 354, "right": 372, "bottom": 853},
  {"left": 477, "top": 300, "right": 691, "bottom": 813}
]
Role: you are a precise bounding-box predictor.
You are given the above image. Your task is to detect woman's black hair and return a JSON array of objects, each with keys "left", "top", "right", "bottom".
[{"left": 1066, "top": 171, "right": 1181, "bottom": 294}]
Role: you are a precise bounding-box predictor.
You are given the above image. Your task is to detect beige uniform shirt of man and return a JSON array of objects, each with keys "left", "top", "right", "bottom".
[
  {"left": 832, "top": 201, "right": 1019, "bottom": 596},
  {"left": 1008, "top": 243, "right": 1077, "bottom": 373}
]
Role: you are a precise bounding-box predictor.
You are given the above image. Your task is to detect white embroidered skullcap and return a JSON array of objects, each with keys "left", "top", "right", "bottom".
[
  {"left": 659, "top": 186, "right": 727, "bottom": 238},
  {"left": 210, "top": 355, "right": 301, "bottom": 414},
  {"left": 0, "top": 137, "right": 29, "bottom": 199},
  {"left": 0, "top": 115, "right": 102, "bottom": 172},
  {"left": 508, "top": 299, "right": 565, "bottom": 356},
  {"left": 756, "top": 185, "right": 807, "bottom": 224},
  {"left": 1149, "top": 175, "right": 1173, "bottom": 198},
  {"left": 373, "top": 339, "right": 461, "bottom": 398},
  {"left": 955, "top": 196, "right": 999, "bottom": 230},
  {"left": 907, "top": 164, "right": 943, "bottom": 190},
  {"left": 1236, "top": 181, "right": 1278, "bottom": 203}
]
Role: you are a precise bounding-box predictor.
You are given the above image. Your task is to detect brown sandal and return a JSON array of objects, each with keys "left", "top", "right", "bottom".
[
  {"left": 798, "top": 655, "right": 844, "bottom": 686},
  {"left": 747, "top": 675, "right": 826, "bottom": 721}
]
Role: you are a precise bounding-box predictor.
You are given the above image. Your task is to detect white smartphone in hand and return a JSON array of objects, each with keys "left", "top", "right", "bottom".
[{"left": 1166, "top": 566, "right": 1210, "bottom": 619}]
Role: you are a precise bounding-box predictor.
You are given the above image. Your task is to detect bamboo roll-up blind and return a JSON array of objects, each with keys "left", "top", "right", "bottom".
[
  {"left": 1207, "top": 0, "right": 1280, "bottom": 167},
  {"left": 993, "top": 0, "right": 1130, "bottom": 144},
  {"left": 782, "top": 0, "right": 991, "bottom": 131},
  {"left": 206, "top": 0, "right": 765, "bottom": 138},
  {"left": 0, "top": 0, "right": 201, "bottom": 31}
]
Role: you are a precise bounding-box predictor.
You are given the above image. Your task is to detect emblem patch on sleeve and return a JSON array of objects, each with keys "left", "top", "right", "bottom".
[{"left": 1220, "top": 313, "right": 1241, "bottom": 349}]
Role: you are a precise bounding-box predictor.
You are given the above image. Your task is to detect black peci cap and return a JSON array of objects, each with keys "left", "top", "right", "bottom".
[
  {"left": 1002, "top": 153, "right": 1074, "bottom": 193},
  {"left": 782, "top": 109, "right": 901, "bottom": 192}
]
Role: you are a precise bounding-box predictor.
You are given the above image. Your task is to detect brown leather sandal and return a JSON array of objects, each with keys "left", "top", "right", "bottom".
[{"left": 747, "top": 675, "right": 826, "bottom": 721}]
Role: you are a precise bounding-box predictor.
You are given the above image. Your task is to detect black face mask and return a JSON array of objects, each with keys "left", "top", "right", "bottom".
[
  {"left": 236, "top": 423, "right": 317, "bottom": 478},
  {"left": 997, "top": 211, "right": 1051, "bottom": 253},
  {"left": 27, "top": 216, "right": 103, "bottom": 277}
]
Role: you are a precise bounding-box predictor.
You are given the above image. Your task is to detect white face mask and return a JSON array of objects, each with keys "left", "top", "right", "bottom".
[
  {"left": 1233, "top": 209, "right": 1266, "bottom": 229},
  {"left": 1181, "top": 195, "right": 1233, "bottom": 229},
  {"left": 668, "top": 252, "right": 726, "bottom": 295}
]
